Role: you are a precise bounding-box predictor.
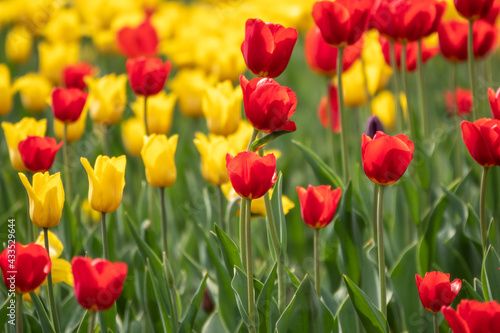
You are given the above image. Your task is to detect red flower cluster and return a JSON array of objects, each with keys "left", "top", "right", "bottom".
[
  {"left": 415, "top": 271, "right": 461, "bottom": 313},
  {"left": 461, "top": 118, "right": 500, "bottom": 167},
  {"left": 379, "top": 37, "right": 438, "bottom": 72},
  {"left": 51, "top": 87, "right": 88, "bottom": 123},
  {"left": 126, "top": 57, "right": 172, "bottom": 96},
  {"left": 443, "top": 299, "right": 500, "bottom": 332},
  {"left": 297, "top": 185, "right": 342, "bottom": 229},
  {"left": 18, "top": 136, "right": 62, "bottom": 173}
]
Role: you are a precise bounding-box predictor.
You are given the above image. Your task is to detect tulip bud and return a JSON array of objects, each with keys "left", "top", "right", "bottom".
[
  {"left": 365, "top": 115, "right": 385, "bottom": 139},
  {"left": 141, "top": 134, "right": 178, "bottom": 188}
]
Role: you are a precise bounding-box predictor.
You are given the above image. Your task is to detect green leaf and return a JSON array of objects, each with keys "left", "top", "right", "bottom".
[
  {"left": 179, "top": 274, "right": 208, "bottom": 333},
  {"left": 343, "top": 275, "right": 389, "bottom": 333},
  {"left": 256, "top": 263, "right": 278, "bottom": 333},
  {"left": 0, "top": 295, "right": 13, "bottom": 328},
  {"left": 98, "top": 303, "right": 117, "bottom": 333},
  {"left": 271, "top": 172, "right": 287, "bottom": 255},
  {"left": 202, "top": 312, "right": 228, "bottom": 333},
  {"left": 276, "top": 275, "right": 334, "bottom": 333},
  {"left": 145, "top": 263, "right": 174, "bottom": 333},
  {"left": 401, "top": 176, "right": 419, "bottom": 226},
  {"left": 481, "top": 246, "right": 500, "bottom": 302},
  {"left": 29, "top": 291, "right": 55, "bottom": 333},
  {"left": 462, "top": 279, "right": 484, "bottom": 302},
  {"left": 75, "top": 310, "right": 89, "bottom": 333},
  {"left": 214, "top": 223, "right": 242, "bottom": 277},
  {"left": 250, "top": 130, "right": 291, "bottom": 152},
  {"left": 231, "top": 267, "right": 252, "bottom": 328}
]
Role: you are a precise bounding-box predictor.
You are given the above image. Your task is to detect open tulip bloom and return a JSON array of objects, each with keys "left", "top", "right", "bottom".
[{"left": 442, "top": 299, "right": 500, "bottom": 332}]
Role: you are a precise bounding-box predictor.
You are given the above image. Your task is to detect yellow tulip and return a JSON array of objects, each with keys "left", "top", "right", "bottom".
[
  {"left": 202, "top": 80, "right": 242, "bottom": 136},
  {"left": 39, "top": 42, "right": 79, "bottom": 84},
  {"left": 169, "top": 68, "right": 217, "bottom": 118},
  {"left": 2, "top": 117, "right": 47, "bottom": 171},
  {"left": 227, "top": 121, "right": 254, "bottom": 153},
  {"left": 54, "top": 107, "right": 88, "bottom": 142},
  {"left": 131, "top": 91, "right": 177, "bottom": 135},
  {"left": 85, "top": 74, "right": 127, "bottom": 126},
  {"left": 441, "top": 0, "right": 466, "bottom": 22},
  {"left": 141, "top": 134, "right": 178, "bottom": 188},
  {"left": 121, "top": 117, "right": 145, "bottom": 156},
  {"left": 34, "top": 230, "right": 74, "bottom": 286},
  {"left": 81, "top": 155, "right": 126, "bottom": 213},
  {"left": 193, "top": 132, "right": 232, "bottom": 186},
  {"left": 18, "top": 172, "right": 65, "bottom": 228},
  {"left": 371, "top": 91, "right": 396, "bottom": 131},
  {"left": 5, "top": 25, "right": 33, "bottom": 64},
  {"left": 12, "top": 73, "right": 52, "bottom": 113},
  {"left": 0, "top": 64, "right": 12, "bottom": 116},
  {"left": 42, "top": 9, "right": 81, "bottom": 43}
]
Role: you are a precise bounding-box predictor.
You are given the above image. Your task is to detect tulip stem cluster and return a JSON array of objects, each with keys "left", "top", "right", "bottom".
[
  {"left": 314, "top": 228, "right": 320, "bottom": 296},
  {"left": 480, "top": 167, "right": 489, "bottom": 254},
  {"left": 390, "top": 41, "right": 403, "bottom": 133},
  {"left": 243, "top": 197, "right": 256, "bottom": 333},
  {"left": 376, "top": 185, "right": 386, "bottom": 317},
  {"left": 63, "top": 123, "right": 71, "bottom": 202},
  {"left": 44, "top": 227, "right": 61, "bottom": 333},
  {"left": 101, "top": 213, "right": 109, "bottom": 260},
  {"left": 416, "top": 40, "right": 427, "bottom": 137},
  {"left": 468, "top": 20, "right": 477, "bottom": 119},
  {"left": 336, "top": 47, "right": 350, "bottom": 183}
]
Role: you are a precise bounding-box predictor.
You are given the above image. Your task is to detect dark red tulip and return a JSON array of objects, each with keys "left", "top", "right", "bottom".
[
  {"left": 415, "top": 271, "right": 461, "bottom": 313},
  {"left": 296, "top": 185, "right": 342, "bottom": 229},
  {"left": 305, "top": 24, "right": 363, "bottom": 76},
  {"left": 461, "top": 118, "right": 500, "bottom": 167},
  {"left": 380, "top": 37, "right": 438, "bottom": 72},
  {"left": 116, "top": 18, "right": 159, "bottom": 58},
  {"left": 18, "top": 136, "right": 62, "bottom": 173},
  {"left": 454, "top": 0, "right": 495, "bottom": 21},
  {"left": 483, "top": 0, "right": 500, "bottom": 24},
  {"left": 241, "top": 18, "right": 298, "bottom": 78},
  {"left": 72, "top": 256, "right": 127, "bottom": 311},
  {"left": 442, "top": 299, "right": 500, "bottom": 332},
  {"left": 365, "top": 115, "right": 385, "bottom": 139},
  {"left": 226, "top": 151, "right": 276, "bottom": 200},
  {"left": 362, "top": 131, "right": 414, "bottom": 185},
  {"left": 126, "top": 57, "right": 172, "bottom": 96},
  {"left": 239, "top": 75, "right": 297, "bottom": 133},
  {"left": 438, "top": 20, "right": 498, "bottom": 62},
  {"left": 51, "top": 87, "right": 88, "bottom": 123},
  {"left": 446, "top": 88, "right": 473, "bottom": 117},
  {"left": 488, "top": 87, "right": 500, "bottom": 119},
  {"left": 63, "top": 62, "right": 95, "bottom": 90},
  {"left": 312, "top": 0, "right": 373, "bottom": 47},
  {"left": 318, "top": 82, "right": 340, "bottom": 133},
  {"left": 0, "top": 242, "right": 51, "bottom": 294}
]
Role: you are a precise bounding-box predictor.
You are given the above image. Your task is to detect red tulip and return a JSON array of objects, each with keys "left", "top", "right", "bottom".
[
  {"left": 305, "top": 24, "right": 363, "bottom": 76},
  {"left": 63, "top": 63, "right": 95, "bottom": 90},
  {"left": 240, "top": 18, "right": 298, "bottom": 78},
  {"left": 0, "top": 242, "right": 51, "bottom": 294},
  {"left": 380, "top": 37, "right": 438, "bottom": 72},
  {"left": 442, "top": 299, "right": 500, "bottom": 332},
  {"left": 239, "top": 75, "right": 297, "bottom": 133},
  {"left": 461, "top": 118, "right": 500, "bottom": 167},
  {"left": 116, "top": 18, "right": 159, "bottom": 58},
  {"left": 318, "top": 82, "right": 340, "bottom": 133},
  {"left": 51, "top": 87, "right": 88, "bottom": 123},
  {"left": 71, "top": 257, "right": 127, "bottom": 311},
  {"left": 296, "top": 185, "right": 342, "bottom": 229},
  {"left": 483, "top": 0, "right": 500, "bottom": 24},
  {"left": 438, "top": 20, "right": 498, "bottom": 62},
  {"left": 226, "top": 151, "right": 276, "bottom": 199},
  {"left": 312, "top": 0, "right": 373, "bottom": 47},
  {"left": 454, "top": 0, "right": 495, "bottom": 21},
  {"left": 18, "top": 136, "right": 62, "bottom": 173},
  {"left": 415, "top": 271, "right": 461, "bottom": 313},
  {"left": 372, "top": 0, "right": 446, "bottom": 42},
  {"left": 126, "top": 57, "right": 172, "bottom": 96},
  {"left": 488, "top": 87, "right": 500, "bottom": 119},
  {"left": 446, "top": 88, "right": 473, "bottom": 117},
  {"left": 361, "top": 131, "right": 414, "bottom": 185}
]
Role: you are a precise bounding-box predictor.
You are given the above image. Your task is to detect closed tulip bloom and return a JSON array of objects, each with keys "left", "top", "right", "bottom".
[
  {"left": 443, "top": 299, "right": 500, "bottom": 332},
  {"left": 461, "top": 118, "right": 499, "bottom": 167},
  {"left": 240, "top": 75, "right": 297, "bottom": 133},
  {"left": 117, "top": 18, "right": 159, "bottom": 58},
  {"left": 380, "top": 37, "right": 438, "bottom": 72},
  {"left": 241, "top": 18, "right": 297, "bottom": 78},
  {"left": 488, "top": 87, "right": 500, "bottom": 119},
  {"left": 51, "top": 87, "right": 88, "bottom": 123},
  {"left": 18, "top": 136, "right": 62, "bottom": 173},
  {"left": 318, "top": 82, "right": 341, "bottom": 133},
  {"left": 454, "top": 0, "right": 494, "bottom": 20},
  {"left": 71, "top": 257, "right": 127, "bottom": 311},
  {"left": 446, "top": 88, "right": 473, "bottom": 117},
  {"left": 5, "top": 25, "right": 33, "bottom": 64},
  {"left": 297, "top": 185, "right": 342, "bottom": 229},
  {"left": 362, "top": 131, "right": 414, "bottom": 185},
  {"left": 131, "top": 91, "right": 176, "bottom": 134},
  {"left": 2, "top": 118, "right": 47, "bottom": 171},
  {"left": 63, "top": 62, "right": 95, "bottom": 90},
  {"left": 365, "top": 115, "right": 386, "bottom": 139},
  {"left": 12, "top": 73, "right": 52, "bottom": 113},
  {"left": 54, "top": 108, "right": 88, "bottom": 142},
  {"left": 226, "top": 151, "right": 277, "bottom": 199},
  {"left": 483, "top": 0, "right": 500, "bottom": 24},
  {"left": 0, "top": 64, "right": 12, "bottom": 116},
  {"left": 126, "top": 57, "right": 172, "bottom": 96},
  {"left": 194, "top": 133, "right": 232, "bottom": 186},
  {"left": 85, "top": 74, "right": 127, "bottom": 126},
  {"left": 312, "top": 0, "right": 372, "bottom": 47},
  {"left": 141, "top": 134, "right": 178, "bottom": 188},
  {"left": 415, "top": 271, "right": 461, "bottom": 313},
  {"left": 81, "top": 155, "right": 126, "bottom": 213},
  {"left": 121, "top": 117, "right": 145, "bottom": 156},
  {"left": 38, "top": 42, "right": 79, "bottom": 84},
  {"left": 19, "top": 172, "right": 65, "bottom": 228},
  {"left": 202, "top": 81, "right": 242, "bottom": 136},
  {"left": 0, "top": 243, "right": 51, "bottom": 294}
]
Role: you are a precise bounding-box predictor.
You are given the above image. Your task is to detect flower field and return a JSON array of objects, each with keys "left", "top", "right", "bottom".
[{"left": 0, "top": 0, "right": 500, "bottom": 332}]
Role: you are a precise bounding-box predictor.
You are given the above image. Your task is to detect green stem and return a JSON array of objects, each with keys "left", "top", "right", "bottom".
[
  {"left": 246, "top": 129, "right": 258, "bottom": 151},
  {"left": 337, "top": 47, "right": 350, "bottom": 183},
  {"left": 451, "top": 64, "right": 462, "bottom": 178},
  {"left": 102, "top": 125, "right": 109, "bottom": 156},
  {"left": 372, "top": 184, "right": 379, "bottom": 245},
  {"left": 44, "top": 227, "right": 61, "bottom": 333},
  {"left": 376, "top": 185, "right": 386, "bottom": 317},
  {"left": 468, "top": 19, "right": 477, "bottom": 120},
  {"left": 417, "top": 40, "right": 427, "bottom": 137},
  {"left": 16, "top": 294, "right": 22, "bottom": 333},
  {"left": 314, "top": 228, "right": 320, "bottom": 296},
  {"left": 101, "top": 213, "right": 109, "bottom": 260},
  {"left": 244, "top": 198, "right": 256, "bottom": 333},
  {"left": 63, "top": 123, "right": 71, "bottom": 202},
  {"left": 401, "top": 42, "right": 416, "bottom": 141},
  {"left": 88, "top": 311, "right": 96, "bottom": 333},
  {"left": 217, "top": 185, "right": 225, "bottom": 231},
  {"left": 325, "top": 77, "right": 336, "bottom": 167},
  {"left": 144, "top": 96, "right": 149, "bottom": 136},
  {"left": 433, "top": 313, "right": 439, "bottom": 333},
  {"left": 27, "top": 173, "right": 37, "bottom": 243},
  {"left": 239, "top": 198, "right": 248, "bottom": 272},
  {"left": 160, "top": 187, "right": 168, "bottom": 258},
  {"left": 480, "top": 167, "right": 489, "bottom": 254},
  {"left": 390, "top": 41, "right": 403, "bottom": 133}
]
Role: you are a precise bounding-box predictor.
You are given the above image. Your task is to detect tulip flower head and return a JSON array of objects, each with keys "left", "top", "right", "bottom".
[
  {"left": 446, "top": 88, "right": 473, "bottom": 117},
  {"left": 488, "top": 87, "right": 500, "bottom": 119},
  {"left": 12, "top": 73, "right": 53, "bottom": 113},
  {"left": 318, "top": 83, "right": 340, "bottom": 133},
  {"left": 240, "top": 75, "right": 297, "bottom": 133},
  {"left": 0, "top": 64, "right": 12, "bottom": 116},
  {"left": 442, "top": 299, "right": 500, "bottom": 332},
  {"left": 194, "top": 133, "right": 232, "bottom": 186},
  {"left": 361, "top": 131, "right": 414, "bottom": 185},
  {"left": 51, "top": 87, "right": 88, "bottom": 123},
  {"left": 365, "top": 115, "right": 385, "bottom": 139},
  {"left": 297, "top": 185, "right": 342, "bottom": 229},
  {"left": 454, "top": 0, "right": 494, "bottom": 21},
  {"left": 226, "top": 151, "right": 277, "bottom": 199},
  {"left": 0, "top": 243, "right": 51, "bottom": 294},
  {"left": 72, "top": 257, "right": 127, "bottom": 311},
  {"left": 461, "top": 118, "right": 500, "bottom": 167},
  {"left": 18, "top": 136, "right": 62, "bottom": 173},
  {"left": 117, "top": 18, "right": 159, "bottom": 58},
  {"left": 81, "top": 155, "right": 126, "bottom": 213},
  {"left": 63, "top": 62, "right": 95, "bottom": 90},
  {"left": 126, "top": 57, "right": 171, "bottom": 96},
  {"left": 415, "top": 271, "right": 461, "bottom": 313},
  {"left": 141, "top": 134, "right": 178, "bottom": 188},
  {"left": 241, "top": 18, "right": 298, "bottom": 78},
  {"left": 202, "top": 80, "right": 242, "bottom": 136},
  {"left": 131, "top": 91, "right": 177, "bottom": 135},
  {"left": 85, "top": 74, "right": 127, "bottom": 126}
]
